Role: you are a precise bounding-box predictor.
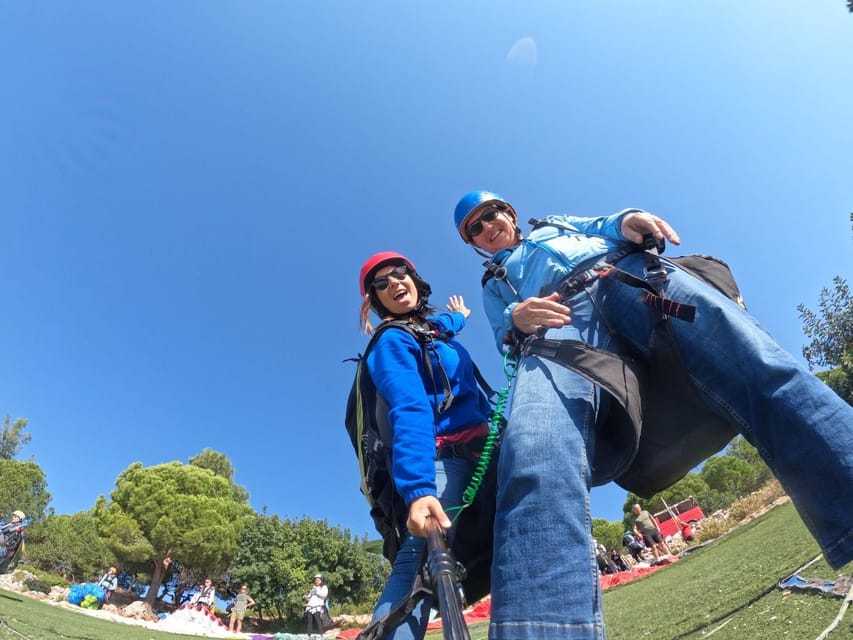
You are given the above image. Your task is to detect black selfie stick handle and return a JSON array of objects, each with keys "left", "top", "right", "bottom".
[{"left": 426, "top": 519, "right": 471, "bottom": 640}]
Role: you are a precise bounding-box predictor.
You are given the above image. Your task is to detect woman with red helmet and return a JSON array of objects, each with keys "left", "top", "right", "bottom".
[{"left": 358, "top": 251, "right": 492, "bottom": 640}]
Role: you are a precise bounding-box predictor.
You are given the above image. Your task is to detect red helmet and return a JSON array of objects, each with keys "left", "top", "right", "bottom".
[{"left": 359, "top": 251, "right": 417, "bottom": 295}]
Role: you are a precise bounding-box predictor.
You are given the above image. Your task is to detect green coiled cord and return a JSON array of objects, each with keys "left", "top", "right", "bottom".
[{"left": 448, "top": 352, "right": 519, "bottom": 523}]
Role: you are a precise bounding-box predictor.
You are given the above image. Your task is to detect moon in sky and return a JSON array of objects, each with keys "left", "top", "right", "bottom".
[{"left": 506, "top": 37, "right": 538, "bottom": 65}]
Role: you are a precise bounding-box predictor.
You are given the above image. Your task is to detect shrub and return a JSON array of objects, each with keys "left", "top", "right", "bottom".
[
  {"left": 727, "top": 479, "right": 786, "bottom": 522},
  {"left": 694, "top": 517, "right": 734, "bottom": 543},
  {"left": 23, "top": 578, "right": 51, "bottom": 594},
  {"left": 694, "top": 479, "right": 788, "bottom": 544},
  {"left": 13, "top": 564, "right": 71, "bottom": 587}
]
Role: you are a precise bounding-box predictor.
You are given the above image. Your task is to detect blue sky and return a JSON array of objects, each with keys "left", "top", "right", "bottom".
[{"left": 2, "top": 3, "right": 851, "bottom": 539}]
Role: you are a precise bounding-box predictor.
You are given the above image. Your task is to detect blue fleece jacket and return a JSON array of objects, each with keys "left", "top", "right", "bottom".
[{"left": 365, "top": 311, "right": 492, "bottom": 506}]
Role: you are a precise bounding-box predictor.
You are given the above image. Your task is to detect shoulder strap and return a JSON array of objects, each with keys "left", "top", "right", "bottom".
[
  {"left": 367, "top": 320, "right": 455, "bottom": 415},
  {"left": 528, "top": 216, "right": 577, "bottom": 233},
  {"left": 472, "top": 362, "right": 495, "bottom": 399},
  {"left": 481, "top": 258, "right": 522, "bottom": 303},
  {"left": 363, "top": 320, "right": 424, "bottom": 356}
]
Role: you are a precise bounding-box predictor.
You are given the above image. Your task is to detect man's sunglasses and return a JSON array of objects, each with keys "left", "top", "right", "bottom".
[
  {"left": 372, "top": 265, "right": 410, "bottom": 291},
  {"left": 466, "top": 206, "right": 503, "bottom": 239}
]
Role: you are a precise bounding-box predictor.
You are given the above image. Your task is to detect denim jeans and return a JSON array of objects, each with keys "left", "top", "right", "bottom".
[
  {"left": 369, "top": 457, "right": 474, "bottom": 640},
  {"left": 489, "top": 252, "right": 853, "bottom": 640}
]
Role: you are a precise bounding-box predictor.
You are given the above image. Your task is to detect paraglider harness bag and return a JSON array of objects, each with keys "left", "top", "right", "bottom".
[
  {"left": 344, "top": 320, "right": 497, "bottom": 639},
  {"left": 484, "top": 220, "right": 745, "bottom": 498}
]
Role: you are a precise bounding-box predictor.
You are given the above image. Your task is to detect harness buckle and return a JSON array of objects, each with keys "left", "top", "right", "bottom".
[
  {"left": 556, "top": 264, "right": 610, "bottom": 302},
  {"left": 641, "top": 234, "right": 668, "bottom": 288}
]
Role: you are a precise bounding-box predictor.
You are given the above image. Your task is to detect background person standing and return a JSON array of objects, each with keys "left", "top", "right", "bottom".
[
  {"left": 228, "top": 584, "right": 255, "bottom": 633},
  {"left": 97, "top": 566, "right": 118, "bottom": 600},
  {"left": 0, "top": 511, "right": 25, "bottom": 572},
  {"left": 304, "top": 573, "right": 328, "bottom": 638},
  {"left": 632, "top": 504, "right": 671, "bottom": 559}
]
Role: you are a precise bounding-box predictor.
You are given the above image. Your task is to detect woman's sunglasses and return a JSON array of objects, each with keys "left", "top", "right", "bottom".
[
  {"left": 371, "top": 266, "right": 409, "bottom": 291},
  {"left": 466, "top": 207, "right": 502, "bottom": 239}
]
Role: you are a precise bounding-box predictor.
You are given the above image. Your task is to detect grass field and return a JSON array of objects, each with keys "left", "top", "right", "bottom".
[
  {"left": 0, "top": 593, "right": 200, "bottom": 640},
  {"left": 425, "top": 502, "right": 853, "bottom": 640},
  {"left": 1, "top": 503, "right": 851, "bottom": 639}
]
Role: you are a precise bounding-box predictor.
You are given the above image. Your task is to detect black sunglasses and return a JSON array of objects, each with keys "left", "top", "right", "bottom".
[
  {"left": 466, "top": 206, "right": 502, "bottom": 239},
  {"left": 371, "top": 265, "right": 409, "bottom": 291}
]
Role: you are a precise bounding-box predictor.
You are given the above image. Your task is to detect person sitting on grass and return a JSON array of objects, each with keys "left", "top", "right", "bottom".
[{"left": 610, "top": 549, "right": 630, "bottom": 572}]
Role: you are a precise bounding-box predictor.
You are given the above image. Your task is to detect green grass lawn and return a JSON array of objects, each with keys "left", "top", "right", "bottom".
[
  {"left": 2, "top": 504, "right": 851, "bottom": 639},
  {"left": 426, "top": 502, "right": 852, "bottom": 640},
  {"left": 0, "top": 592, "right": 204, "bottom": 640}
]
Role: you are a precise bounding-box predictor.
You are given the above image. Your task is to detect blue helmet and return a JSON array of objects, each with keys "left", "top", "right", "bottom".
[{"left": 453, "top": 190, "right": 516, "bottom": 242}]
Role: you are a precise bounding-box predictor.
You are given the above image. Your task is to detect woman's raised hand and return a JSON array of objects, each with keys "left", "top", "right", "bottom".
[{"left": 447, "top": 295, "right": 471, "bottom": 318}]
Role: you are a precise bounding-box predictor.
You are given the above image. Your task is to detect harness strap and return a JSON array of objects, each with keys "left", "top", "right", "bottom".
[
  {"left": 603, "top": 266, "right": 697, "bottom": 323},
  {"left": 367, "top": 321, "right": 456, "bottom": 415},
  {"left": 641, "top": 233, "right": 669, "bottom": 291},
  {"left": 436, "top": 436, "right": 487, "bottom": 460},
  {"left": 356, "top": 567, "right": 432, "bottom": 640},
  {"left": 547, "top": 259, "right": 698, "bottom": 324},
  {"left": 472, "top": 362, "right": 496, "bottom": 399},
  {"left": 423, "top": 339, "right": 455, "bottom": 414}
]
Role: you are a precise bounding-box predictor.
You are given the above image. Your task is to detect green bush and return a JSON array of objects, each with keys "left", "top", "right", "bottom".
[
  {"left": 14, "top": 564, "right": 71, "bottom": 587},
  {"left": 23, "top": 578, "right": 51, "bottom": 594}
]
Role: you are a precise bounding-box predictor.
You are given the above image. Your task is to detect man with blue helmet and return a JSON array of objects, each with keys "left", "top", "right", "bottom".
[{"left": 452, "top": 189, "right": 853, "bottom": 640}]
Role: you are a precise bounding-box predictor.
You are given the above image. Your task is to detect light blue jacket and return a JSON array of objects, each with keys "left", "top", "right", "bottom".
[{"left": 482, "top": 209, "right": 640, "bottom": 351}]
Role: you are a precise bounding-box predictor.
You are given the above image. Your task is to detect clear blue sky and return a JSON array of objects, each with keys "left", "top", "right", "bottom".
[{"left": 2, "top": 3, "right": 851, "bottom": 538}]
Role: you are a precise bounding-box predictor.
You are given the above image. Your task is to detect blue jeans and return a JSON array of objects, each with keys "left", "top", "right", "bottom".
[
  {"left": 489, "top": 253, "right": 853, "bottom": 640},
  {"left": 369, "top": 457, "right": 474, "bottom": 640}
]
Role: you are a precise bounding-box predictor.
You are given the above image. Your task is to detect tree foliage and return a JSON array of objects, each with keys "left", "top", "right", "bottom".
[
  {"left": 94, "top": 461, "right": 252, "bottom": 606},
  {"left": 25, "top": 511, "right": 113, "bottom": 582},
  {"left": 0, "top": 415, "right": 32, "bottom": 460},
  {"left": 189, "top": 448, "right": 250, "bottom": 503},
  {"left": 701, "top": 455, "right": 759, "bottom": 496},
  {"left": 289, "top": 518, "right": 387, "bottom": 611},
  {"left": 798, "top": 276, "right": 853, "bottom": 404},
  {"left": 225, "top": 514, "right": 387, "bottom": 618},
  {"left": 592, "top": 518, "right": 625, "bottom": 554},
  {"left": 0, "top": 458, "right": 51, "bottom": 524}
]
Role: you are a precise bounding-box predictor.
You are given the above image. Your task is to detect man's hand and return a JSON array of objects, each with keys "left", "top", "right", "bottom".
[
  {"left": 621, "top": 211, "right": 681, "bottom": 246},
  {"left": 511, "top": 293, "right": 572, "bottom": 334},
  {"left": 407, "top": 496, "right": 452, "bottom": 538}
]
